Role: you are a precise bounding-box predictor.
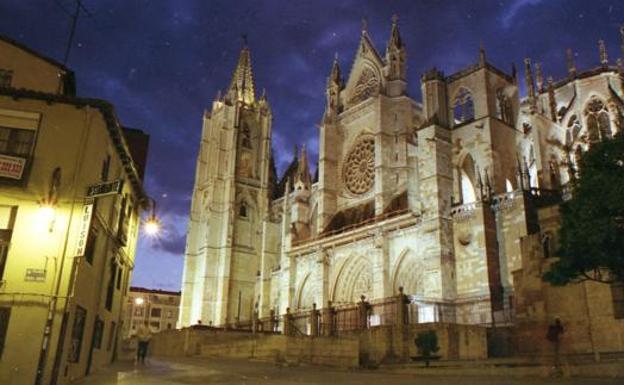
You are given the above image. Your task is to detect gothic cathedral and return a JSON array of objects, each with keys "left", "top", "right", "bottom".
[{"left": 179, "top": 20, "right": 624, "bottom": 327}]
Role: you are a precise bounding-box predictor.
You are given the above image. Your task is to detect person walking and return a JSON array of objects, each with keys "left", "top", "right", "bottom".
[
  {"left": 546, "top": 317, "right": 565, "bottom": 375},
  {"left": 136, "top": 321, "right": 152, "bottom": 365}
]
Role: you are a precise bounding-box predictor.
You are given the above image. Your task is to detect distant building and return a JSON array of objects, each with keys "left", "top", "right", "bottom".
[
  {"left": 123, "top": 287, "right": 181, "bottom": 339},
  {"left": 0, "top": 35, "right": 149, "bottom": 385}
]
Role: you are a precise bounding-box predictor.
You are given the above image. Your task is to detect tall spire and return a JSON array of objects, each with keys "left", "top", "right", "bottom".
[
  {"left": 296, "top": 144, "right": 312, "bottom": 189},
  {"left": 329, "top": 53, "right": 342, "bottom": 86},
  {"left": 478, "top": 41, "right": 486, "bottom": 67},
  {"left": 361, "top": 17, "right": 368, "bottom": 35},
  {"left": 547, "top": 76, "right": 557, "bottom": 122},
  {"left": 620, "top": 25, "right": 624, "bottom": 57},
  {"left": 566, "top": 48, "right": 577, "bottom": 77},
  {"left": 524, "top": 58, "right": 537, "bottom": 113},
  {"left": 325, "top": 54, "right": 343, "bottom": 117},
  {"left": 535, "top": 62, "right": 544, "bottom": 92},
  {"left": 228, "top": 39, "right": 256, "bottom": 105},
  {"left": 387, "top": 14, "right": 403, "bottom": 51},
  {"left": 385, "top": 14, "right": 407, "bottom": 84},
  {"left": 598, "top": 39, "right": 609, "bottom": 66}
]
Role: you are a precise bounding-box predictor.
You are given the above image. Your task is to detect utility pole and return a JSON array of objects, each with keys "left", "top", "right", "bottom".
[{"left": 60, "top": 0, "right": 92, "bottom": 65}]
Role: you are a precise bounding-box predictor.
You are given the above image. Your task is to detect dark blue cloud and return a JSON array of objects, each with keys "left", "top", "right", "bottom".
[{"left": 1, "top": 0, "right": 622, "bottom": 290}]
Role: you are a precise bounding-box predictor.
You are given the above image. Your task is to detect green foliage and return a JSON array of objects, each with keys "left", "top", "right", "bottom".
[
  {"left": 414, "top": 330, "right": 440, "bottom": 358},
  {"left": 544, "top": 132, "right": 624, "bottom": 285}
]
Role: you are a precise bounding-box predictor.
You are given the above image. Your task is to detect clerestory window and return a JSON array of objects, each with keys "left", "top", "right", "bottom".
[
  {"left": 585, "top": 97, "right": 612, "bottom": 142},
  {"left": 453, "top": 88, "right": 475, "bottom": 125}
]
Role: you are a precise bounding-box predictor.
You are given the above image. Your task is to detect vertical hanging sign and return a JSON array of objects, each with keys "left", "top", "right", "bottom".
[{"left": 75, "top": 200, "right": 94, "bottom": 256}]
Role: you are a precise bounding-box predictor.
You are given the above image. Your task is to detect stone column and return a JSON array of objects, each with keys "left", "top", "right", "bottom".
[
  {"left": 315, "top": 247, "right": 330, "bottom": 308},
  {"left": 252, "top": 304, "right": 259, "bottom": 335},
  {"left": 310, "top": 303, "right": 320, "bottom": 337},
  {"left": 282, "top": 307, "right": 292, "bottom": 336},
  {"left": 358, "top": 295, "right": 371, "bottom": 330},
  {"left": 372, "top": 229, "right": 391, "bottom": 299},
  {"left": 396, "top": 287, "right": 410, "bottom": 362},
  {"left": 270, "top": 308, "right": 278, "bottom": 333},
  {"left": 322, "top": 301, "right": 337, "bottom": 337}
]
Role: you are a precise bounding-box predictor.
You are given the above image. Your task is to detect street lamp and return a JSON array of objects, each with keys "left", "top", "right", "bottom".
[
  {"left": 37, "top": 201, "right": 56, "bottom": 233},
  {"left": 143, "top": 197, "right": 161, "bottom": 236},
  {"left": 135, "top": 297, "right": 145, "bottom": 306}
]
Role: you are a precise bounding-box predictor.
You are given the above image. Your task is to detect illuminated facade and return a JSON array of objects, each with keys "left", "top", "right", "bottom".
[
  {"left": 179, "top": 20, "right": 624, "bottom": 336},
  {"left": 122, "top": 287, "right": 180, "bottom": 339},
  {"left": 0, "top": 35, "right": 149, "bottom": 385}
]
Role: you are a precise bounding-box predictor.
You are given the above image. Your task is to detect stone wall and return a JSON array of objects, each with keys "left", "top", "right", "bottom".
[
  {"left": 149, "top": 328, "right": 256, "bottom": 357},
  {"left": 147, "top": 324, "right": 486, "bottom": 368},
  {"left": 347, "top": 323, "right": 488, "bottom": 364},
  {"left": 513, "top": 232, "right": 624, "bottom": 356},
  {"left": 148, "top": 328, "right": 359, "bottom": 368},
  {"left": 201, "top": 334, "right": 359, "bottom": 368}
]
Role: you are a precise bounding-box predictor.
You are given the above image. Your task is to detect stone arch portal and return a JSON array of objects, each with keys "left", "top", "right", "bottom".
[
  {"left": 296, "top": 273, "right": 316, "bottom": 310},
  {"left": 332, "top": 254, "right": 373, "bottom": 305},
  {"left": 391, "top": 249, "right": 424, "bottom": 296}
]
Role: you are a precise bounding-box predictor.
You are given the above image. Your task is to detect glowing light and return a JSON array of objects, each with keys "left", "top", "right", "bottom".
[
  {"left": 38, "top": 204, "right": 56, "bottom": 232},
  {"left": 144, "top": 216, "right": 161, "bottom": 236},
  {"left": 135, "top": 297, "right": 144, "bottom": 305}
]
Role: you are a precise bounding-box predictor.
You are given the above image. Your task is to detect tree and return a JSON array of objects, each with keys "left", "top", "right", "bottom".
[
  {"left": 544, "top": 131, "right": 624, "bottom": 285},
  {"left": 414, "top": 330, "right": 439, "bottom": 367}
]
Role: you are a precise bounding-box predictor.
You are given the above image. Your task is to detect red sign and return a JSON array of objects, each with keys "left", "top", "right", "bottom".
[{"left": 0, "top": 154, "right": 26, "bottom": 179}]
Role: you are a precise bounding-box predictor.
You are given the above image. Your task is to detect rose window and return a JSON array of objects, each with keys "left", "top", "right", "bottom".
[{"left": 343, "top": 137, "right": 375, "bottom": 195}]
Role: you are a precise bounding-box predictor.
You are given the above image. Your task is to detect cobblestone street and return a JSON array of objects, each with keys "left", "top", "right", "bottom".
[{"left": 76, "top": 357, "right": 622, "bottom": 385}]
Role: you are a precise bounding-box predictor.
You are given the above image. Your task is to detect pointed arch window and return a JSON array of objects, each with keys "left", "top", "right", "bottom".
[
  {"left": 239, "top": 201, "right": 248, "bottom": 218},
  {"left": 241, "top": 123, "right": 252, "bottom": 149},
  {"left": 459, "top": 154, "right": 477, "bottom": 204},
  {"left": 505, "top": 179, "right": 514, "bottom": 193},
  {"left": 527, "top": 144, "right": 538, "bottom": 188},
  {"left": 566, "top": 115, "right": 582, "bottom": 146},
  {"left": 584, "top": 97, "right": 612, "bottom": 142},
  {"left": 496, "top": 88, "right": 513, "bottom": 125},
  {"left": 453, "top": 88, "right": 475, "bottom": 125}
]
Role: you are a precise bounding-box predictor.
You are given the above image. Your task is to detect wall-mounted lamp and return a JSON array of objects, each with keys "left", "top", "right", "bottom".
[
  {"left": 38, "top": 167, "right": 62, "bottom": 233},
  {"left": 143, "top": 197, "right": 161, "bottom": 237}
]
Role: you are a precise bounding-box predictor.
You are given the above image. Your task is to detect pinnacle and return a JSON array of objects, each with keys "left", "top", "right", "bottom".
[{"left": 228, "top": 44, "right": 256, "bottom": 105}]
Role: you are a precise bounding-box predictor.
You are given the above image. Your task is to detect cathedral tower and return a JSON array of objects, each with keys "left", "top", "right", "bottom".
[{"left": 179, "top": 43, "right": 273, "bottom": 326}]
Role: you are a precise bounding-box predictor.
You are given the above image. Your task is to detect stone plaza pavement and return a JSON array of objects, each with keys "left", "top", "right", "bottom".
[{"left": 75, "top": 357, "right": 622, "bottom": 385}]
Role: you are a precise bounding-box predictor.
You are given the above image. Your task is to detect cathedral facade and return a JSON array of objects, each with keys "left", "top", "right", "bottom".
[{"left": 179, "top": 20, "right": 624, "bottom": 328}]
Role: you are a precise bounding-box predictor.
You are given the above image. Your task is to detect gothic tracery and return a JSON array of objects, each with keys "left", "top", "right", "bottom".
[
  {"left": 349, "top": 67, "right": 379, "bottom": 106},
  {"left": 343, "top": 136, "right": 375, "bottom": 195},
  {"left": 584, "top": 96, "right": 612, "bottom": 142}
]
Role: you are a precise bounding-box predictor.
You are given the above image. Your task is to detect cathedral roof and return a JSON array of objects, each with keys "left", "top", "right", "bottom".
[{"left": 321, "top": 191, "right": 408, "bottom": 236}]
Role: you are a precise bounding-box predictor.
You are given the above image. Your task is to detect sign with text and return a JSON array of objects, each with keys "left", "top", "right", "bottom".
[
  {"left": 25, "top": 268, "right": 46, "bottom": 282},
  {"left": 86, "top": 179, "right": 123, "bottom": 198},
  {"left": 0, "top": 154, "right": 26, "bottom": 180},
  {"left": 75, "top": 202, "right": 94, "bottom": 257}
]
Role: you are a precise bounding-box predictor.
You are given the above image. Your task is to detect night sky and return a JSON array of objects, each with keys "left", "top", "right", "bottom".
[{"left": 1, "top": 1, "right": 622, "bottom": 291}]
